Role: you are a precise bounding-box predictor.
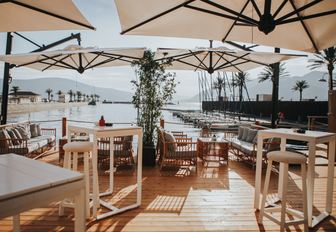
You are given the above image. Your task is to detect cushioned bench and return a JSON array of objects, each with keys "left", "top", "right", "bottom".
[
  {"left": 0, "top": 121, "right": 56, "bottom": 158},
  {"left": 227, "top": 126, "right": 279, "bottom": 166}
]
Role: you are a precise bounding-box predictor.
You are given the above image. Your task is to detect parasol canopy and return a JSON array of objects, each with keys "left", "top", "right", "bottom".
[
  {"left": 155, "top": 46, "right": 305, "bottom": 73},
  {"left": 0, "top": 45, "right": 146, "bottom": 73},
  {"left": 115, "top": 0, "right": 336, "bottom": 52},
  {"left": 0, "top": 0, "right": 94, "bottom": 32}
]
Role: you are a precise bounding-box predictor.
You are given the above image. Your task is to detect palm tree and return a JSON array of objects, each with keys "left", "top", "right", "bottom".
[
  {"left": 76, "top": 91, "right": 82, "bottom": 102},
  {"left": 45, "top": 88, "right": 53, "bottom": 102},
  {"left": 292, "top": 80, "right": 309, "bottom": 101},
  {"left": 258, "top": 63, "right": 289, "bottom": 83},
  {"left": 213, "top": 76, "right": 225, "bottom": 101},
  {"left": 259, "top": 63, "right": 289, "bottom": 127},
  {"left": 309, "top": 47, "right": 336, "bottom": 132},
  {"left": 234, "top": 72, "right": 249, "bottom": 104},
  {"left": 10, "top": 86, "right": 20, "bottom": 97},
  {"left": 308, "top": 47, "right": 336, "bottom": 91},
  {"left": 67, "top": 90, "right": 74, "bottom": 102}
]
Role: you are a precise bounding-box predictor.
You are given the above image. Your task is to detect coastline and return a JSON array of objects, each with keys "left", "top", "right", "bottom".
[{"left": 5, "top": 102, "right": 88, "bottom": 116}]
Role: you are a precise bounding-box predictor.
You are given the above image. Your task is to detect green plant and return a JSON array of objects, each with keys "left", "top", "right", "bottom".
[
  {"left": 131, "top": 50, "right": 176, "bottom": 146},
  {"left": 292, "top": 80, "right": 309, "bottom": 101}
]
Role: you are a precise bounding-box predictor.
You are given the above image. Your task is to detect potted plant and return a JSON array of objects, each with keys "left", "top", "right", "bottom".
[{"left": 131, "top": 50, "right": 176, "bottom": 166}]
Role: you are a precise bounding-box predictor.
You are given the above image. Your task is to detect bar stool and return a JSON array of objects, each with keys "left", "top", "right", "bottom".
[
  {"left": 59, "top": 141, "right": 95, "bottom": 219},
  {"left": 259, "top": 151, "right": 308, "bottom": 232}
]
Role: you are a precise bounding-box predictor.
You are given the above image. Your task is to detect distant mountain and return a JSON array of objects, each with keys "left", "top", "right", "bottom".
[
  {"left": 0, "top": 77, "right": 133, "bottom": 101},
  {"left": 184, "top": 71, "right": 333, "bottom": 102}
]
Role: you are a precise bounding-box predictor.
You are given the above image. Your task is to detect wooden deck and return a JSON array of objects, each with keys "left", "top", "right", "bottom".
[{"left": 1, "top": 152, "right": 336, "bottom": 231}]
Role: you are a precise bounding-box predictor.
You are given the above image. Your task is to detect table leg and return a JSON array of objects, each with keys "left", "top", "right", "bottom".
[
  {"left": 13, "top": 214, "right": 20, "bottom": 232},
  {"left": 307, "top": 142, "right": 316, "bottom": 227},
  {"left": 254, "top": 135, "right": 264, "bottom": 209},
  {"left": 277, "top": 138, "right": 287, "bottom": 199},
  {"left": 92, "top": 134, "right": 100, "bottom": 218},
  {"left": 326, "top": 140, "right": 335, "bottom": 213},
  {"left": 137, "top": 133, "right": 143, "bottom": 206},
  {"left": 109, "top": 137, "right": 114, "bottom": 193},
  {"left": 74, "top": 187, "right": 86, "bottom": 232}
]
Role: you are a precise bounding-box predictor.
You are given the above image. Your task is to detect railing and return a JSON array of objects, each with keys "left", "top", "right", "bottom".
[{"left": 307, "top": 116, "right": 328, "bottom": 131}]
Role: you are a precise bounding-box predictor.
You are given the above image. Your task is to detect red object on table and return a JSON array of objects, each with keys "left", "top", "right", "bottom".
[{"left": 99, "top": 116, "right": 105, "bottom": 126}]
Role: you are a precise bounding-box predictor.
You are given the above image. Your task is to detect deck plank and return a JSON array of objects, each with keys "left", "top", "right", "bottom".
[{"left": 1, "top": 153, "right": 336, "bottom": 231}]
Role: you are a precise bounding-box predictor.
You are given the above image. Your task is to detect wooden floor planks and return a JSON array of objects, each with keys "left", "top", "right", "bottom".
[{"left": 1, "top": 153, "right": 336, "bottom": 231}]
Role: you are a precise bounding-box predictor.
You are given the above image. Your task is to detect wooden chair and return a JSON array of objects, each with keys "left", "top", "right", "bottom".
[
  {"left": 157, "top": 128, "right": 197, "bottom": 171},
  {"left": 97, "top": 136, "right": 134, "bottom": 169}
]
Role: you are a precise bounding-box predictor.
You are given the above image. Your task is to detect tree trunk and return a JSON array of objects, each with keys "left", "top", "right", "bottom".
[
  {"left": 328, "top": 64, "right": 334, "bottom": 91},
  {"left": 300, "top": 90, "right": 302, "bottom": 101},
  {"left": 271, "top": 47, "right": 280, "bottom": 128},
  {"left": 328, "top": 90, "right": 336, "bottom": 133}
]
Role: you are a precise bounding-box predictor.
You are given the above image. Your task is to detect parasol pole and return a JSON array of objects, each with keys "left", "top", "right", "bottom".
[{"left": 1, "top": 32, "right": 13, "bottom": 125}]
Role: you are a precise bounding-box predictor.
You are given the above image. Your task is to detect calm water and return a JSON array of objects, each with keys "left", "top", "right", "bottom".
[{"left": 8, "top": 102, "right": 201, "bottom": 139}]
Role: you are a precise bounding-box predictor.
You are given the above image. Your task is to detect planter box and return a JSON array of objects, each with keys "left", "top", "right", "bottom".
[{"left": 142, "top": 145, "right": 156, "bottom": 166}]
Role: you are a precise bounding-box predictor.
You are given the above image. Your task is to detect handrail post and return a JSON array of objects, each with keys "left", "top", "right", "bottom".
[{"left": 62, "top": 117, "right": 67, "bottom": 137}]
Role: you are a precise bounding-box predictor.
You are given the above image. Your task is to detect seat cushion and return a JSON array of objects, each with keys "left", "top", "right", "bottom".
[
  {"left": 0, "top": 129, "right": 11, "bottom": 149},
  {"left": 241, "top": 127, "right": 249, "bottom": 141},
  {"left": 246, "top": 128, "right": 258, "bottom": 143},
  {"left": 237, "top": 127, "right": 244, "bottom": 140},
  {"left": 239, "top": 141, "right": 255, "bottom": 156},
  {"left": 164, "top": 131, "right": 176, "bottom": 152},
  {"left": 63, "top": 141, "right": 93, "bottom": 153},
  {"left": 16, "top": 126, "right": 30, "bottom": 140},
  {"left": 30, "top": 124, "right": 39, "bottom": 138},
  {"left": 6, "top": 129, "right": 20, "bottom": 146},
  {"left": 267, "top": 151, "right": 307, "bottom": 164}
]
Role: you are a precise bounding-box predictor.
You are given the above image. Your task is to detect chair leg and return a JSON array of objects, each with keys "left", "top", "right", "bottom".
[
  {"left": 280, "top": 164, "right": 289, "bottom": 232},
  {"left": 73, "top": 152, "right": 78, "bottom": 171},
  {"left": 83, "top": 152, "right": 90, "bottom": 219},
  {"left": 63, "top": 151, "right": 70, "bottom": 169},
  {"left": 259, "top": 160, "right": 273, "bottom": 223},
  {"left": 301, "top": 163, "right": 308, "bottom": 232}
]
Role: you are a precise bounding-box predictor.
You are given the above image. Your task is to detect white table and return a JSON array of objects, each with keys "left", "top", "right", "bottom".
[
  {"left": 0, "top": 153, "right": 85, "bottom": 232},
  {"left": 254, "top": 128, "right": 336, "bottom": 227},
  {"left": 67, "top": 125, "right": 143, "bottom": 220}
]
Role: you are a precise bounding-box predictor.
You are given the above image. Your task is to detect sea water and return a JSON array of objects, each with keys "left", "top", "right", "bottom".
[{"left": 7, "top": 102, "right": 201, "bottom": 140}]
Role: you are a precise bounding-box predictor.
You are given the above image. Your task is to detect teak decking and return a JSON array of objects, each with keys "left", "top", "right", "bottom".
[{"left": 1, "top": 152, "right": 336, "bottom": 231}]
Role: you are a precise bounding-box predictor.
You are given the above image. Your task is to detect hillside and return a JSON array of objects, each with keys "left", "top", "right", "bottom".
[{"left": 0, "top": 77, "right": 133, "bottom": 101}]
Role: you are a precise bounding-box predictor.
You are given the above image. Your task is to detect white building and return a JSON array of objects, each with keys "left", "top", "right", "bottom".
[
  {"left": 58, "top": 93, "right": 70, "bottom": 103},
  {"left": 256, "top": 94, "right": 272, "bottom": 102},
  {"left": 9, "top": 91, "right": 41, "bottom": 103}
]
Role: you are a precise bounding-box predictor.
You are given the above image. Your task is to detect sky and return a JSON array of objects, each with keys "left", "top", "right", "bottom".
[{"left": 0, "top": 0, "right": 328, "bottom": 99}]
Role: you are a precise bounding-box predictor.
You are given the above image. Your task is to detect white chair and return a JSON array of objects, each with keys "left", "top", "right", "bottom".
[
  {"left": 259, "top": 151, "right": 308, "bottom": 232},
  {"left": 59, "top": 141, "right": 96, "bottom": 219}
]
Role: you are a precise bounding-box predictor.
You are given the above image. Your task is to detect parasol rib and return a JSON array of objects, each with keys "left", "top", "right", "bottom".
[{"left": 121, "top": 0, "right": 195, "bottom": 34}]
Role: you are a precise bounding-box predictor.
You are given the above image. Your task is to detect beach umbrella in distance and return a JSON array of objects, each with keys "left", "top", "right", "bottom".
[
  {"left": 154, "top": 46, "right": 305, "bottom": 74},
  {"left": 0, "top": 0, "right": 94, "bottom": 32},
  {"left": 0, "top": 45, "right": 145, "bottom": 73},
  {"left": 115, "top": 0, "right": 336, "bottom": 53}
]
